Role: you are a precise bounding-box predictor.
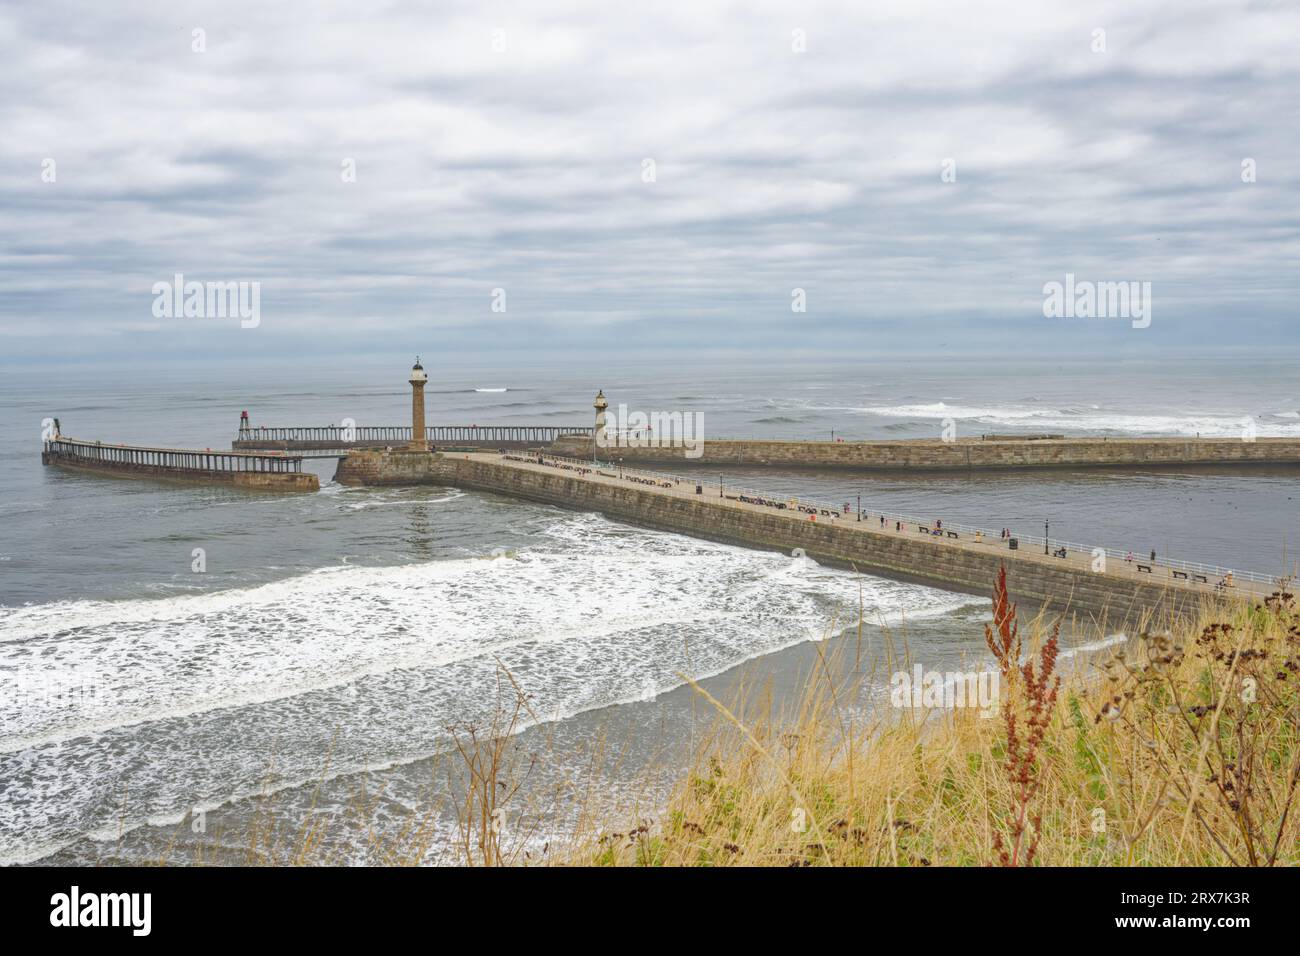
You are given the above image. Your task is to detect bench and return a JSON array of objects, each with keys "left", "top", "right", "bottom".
[
  {"left": 1193, "top": 574, "right": 1208, "bottom": 583},
  {"left": 1172, "top": 570, "right": 1188, "bottom": 580},
  {"left": 947, "top": 531, "right": 958, "bottom": 539},
  {"left": 1137, "top": 564, "right": 1152, "bottom": 573}
]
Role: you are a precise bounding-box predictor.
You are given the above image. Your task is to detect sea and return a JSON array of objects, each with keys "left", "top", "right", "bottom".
[{"left": 1, "top": 355, "right": 1298, "bottom": 865}]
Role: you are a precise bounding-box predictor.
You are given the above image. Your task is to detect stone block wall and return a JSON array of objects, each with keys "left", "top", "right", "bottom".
[
  {"left": 334, "top": 448, "right": 450, "bottom": 485},
  {"left": 547, "top": 435, "right": 1300, "bottom": 472}
]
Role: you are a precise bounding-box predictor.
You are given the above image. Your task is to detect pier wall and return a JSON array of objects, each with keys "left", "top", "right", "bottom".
[
  {"left": 333, "top": 448, "right": 447, "bottom": 485},
  {"left": 336, "top": 450, "right": 1218, "bottom": 626},
  {"left": 547, "top": 435, "right": 1300, "bottom": 472}
]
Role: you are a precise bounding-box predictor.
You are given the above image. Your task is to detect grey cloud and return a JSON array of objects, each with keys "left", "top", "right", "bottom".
[{"left": 0, "top": 0, "right": 1297, "bottom": 365}]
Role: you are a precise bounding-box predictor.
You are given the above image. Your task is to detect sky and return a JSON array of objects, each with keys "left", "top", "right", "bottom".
[{"left": 1, "top": 0, "right": 1298, "bottom": 365}]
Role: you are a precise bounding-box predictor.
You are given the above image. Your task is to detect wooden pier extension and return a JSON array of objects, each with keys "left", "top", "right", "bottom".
[{"left": 43, "top": 437, "right": 319, "bottom": 492}]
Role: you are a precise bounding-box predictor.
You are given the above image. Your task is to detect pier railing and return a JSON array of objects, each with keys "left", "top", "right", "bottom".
[
  {"left": 45, "top": 438, "right": 307, "bottom": 473},
  {"left": 236, "top": 424, "right": 592, "bottom": 445},
  {"left": 526, "top": 453, "right": 1283, "bottom": 587}
]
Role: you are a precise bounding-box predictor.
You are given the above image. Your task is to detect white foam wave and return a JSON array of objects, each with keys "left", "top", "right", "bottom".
[
  {"left": 1058, "top": 632, "right": 1127, "bottom": 662},
  {"left": 344, "top": 491, "right": 465, "bottom": 510},
  {"left": 847, "top": 401, "right": 1300, "bottom": 437},
  {"left": 0, "top": 512, "right": 973, "bottom": 864}
]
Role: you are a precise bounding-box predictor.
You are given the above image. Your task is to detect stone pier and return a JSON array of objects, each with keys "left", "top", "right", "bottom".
[
  {"left": 336, "top": 449, "right": 1273, "bottom": 627},
  {"left": 547, "top": 434, "right": 1300, "bottom": 472}
]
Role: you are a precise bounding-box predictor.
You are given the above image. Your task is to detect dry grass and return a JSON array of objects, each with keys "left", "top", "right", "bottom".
[{"left": 557, "top": 568, "right": 1300, "bottom": 867}]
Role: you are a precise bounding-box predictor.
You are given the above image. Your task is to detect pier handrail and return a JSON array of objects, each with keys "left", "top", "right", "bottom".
[
  {"left": 524, "top": 452, "right": 1284, "bottom": 587},
  {"left": 49, "top": 436, "right": 304, "bottom": 459},
  {"left": 44, "top": 437, "right": 307, "bottom": 472},
  {"left": 237, "top": 424, "right": 593, "bottom": 442}
]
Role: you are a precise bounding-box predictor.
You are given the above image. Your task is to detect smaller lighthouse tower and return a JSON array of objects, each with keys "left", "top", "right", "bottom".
[
  {"left": 409, "top": 357, "right": 429, "bottom": 451},
  {"left": 593, "top": 389, "right": 608, "bottom": 461}
]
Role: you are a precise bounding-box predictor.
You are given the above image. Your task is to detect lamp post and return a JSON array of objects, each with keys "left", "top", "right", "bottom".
[
  {"left": 857, "top": 494, "right": 861, "bottom": 521},
  {"left": 719, "top": 474, "right": 723, "bottom": 498},
  {"left": 1044, "top": 519, "right": 1050, "bottom": 555}
]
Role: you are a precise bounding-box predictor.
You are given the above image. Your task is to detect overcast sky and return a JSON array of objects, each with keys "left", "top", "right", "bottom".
[{"left": 1, "top": 0, "right": 1298, "bottom": 364}]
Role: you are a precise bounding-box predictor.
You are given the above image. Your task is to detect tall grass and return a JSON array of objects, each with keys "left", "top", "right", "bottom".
[{"left": 559, "top": 567, "right": 1300, "bottom": 866}]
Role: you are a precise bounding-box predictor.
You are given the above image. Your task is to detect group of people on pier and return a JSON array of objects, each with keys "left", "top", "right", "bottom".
[
  {"left": 623, "top": 472, "right": 674, "bottom": 489},
  {"left": 737, "top": 493, "right": 787, "bottom": 510},
  {"left": 505, "top": 453, "right": 595, "bottom": 477},
  {"left": 510, "top": 453, "right": 677, "bottom": 490}
]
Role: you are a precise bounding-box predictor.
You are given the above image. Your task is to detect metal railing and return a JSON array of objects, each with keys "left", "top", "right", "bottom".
[
  {"left": 236, "top": 424, "right": 592, "bottom": 445},
  {"left": 44, "top": 437, "right": 306, "bottom": 473}
]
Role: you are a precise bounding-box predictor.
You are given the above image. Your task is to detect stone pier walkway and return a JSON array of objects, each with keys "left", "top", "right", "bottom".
[{"left": 456, "top": 451, "right": 1279, "bottom": 605}]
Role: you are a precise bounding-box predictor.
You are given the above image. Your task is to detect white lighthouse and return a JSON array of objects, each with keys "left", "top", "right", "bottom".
[{"left": 593, "top": 389, "right": 608, "bottom": 461}]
